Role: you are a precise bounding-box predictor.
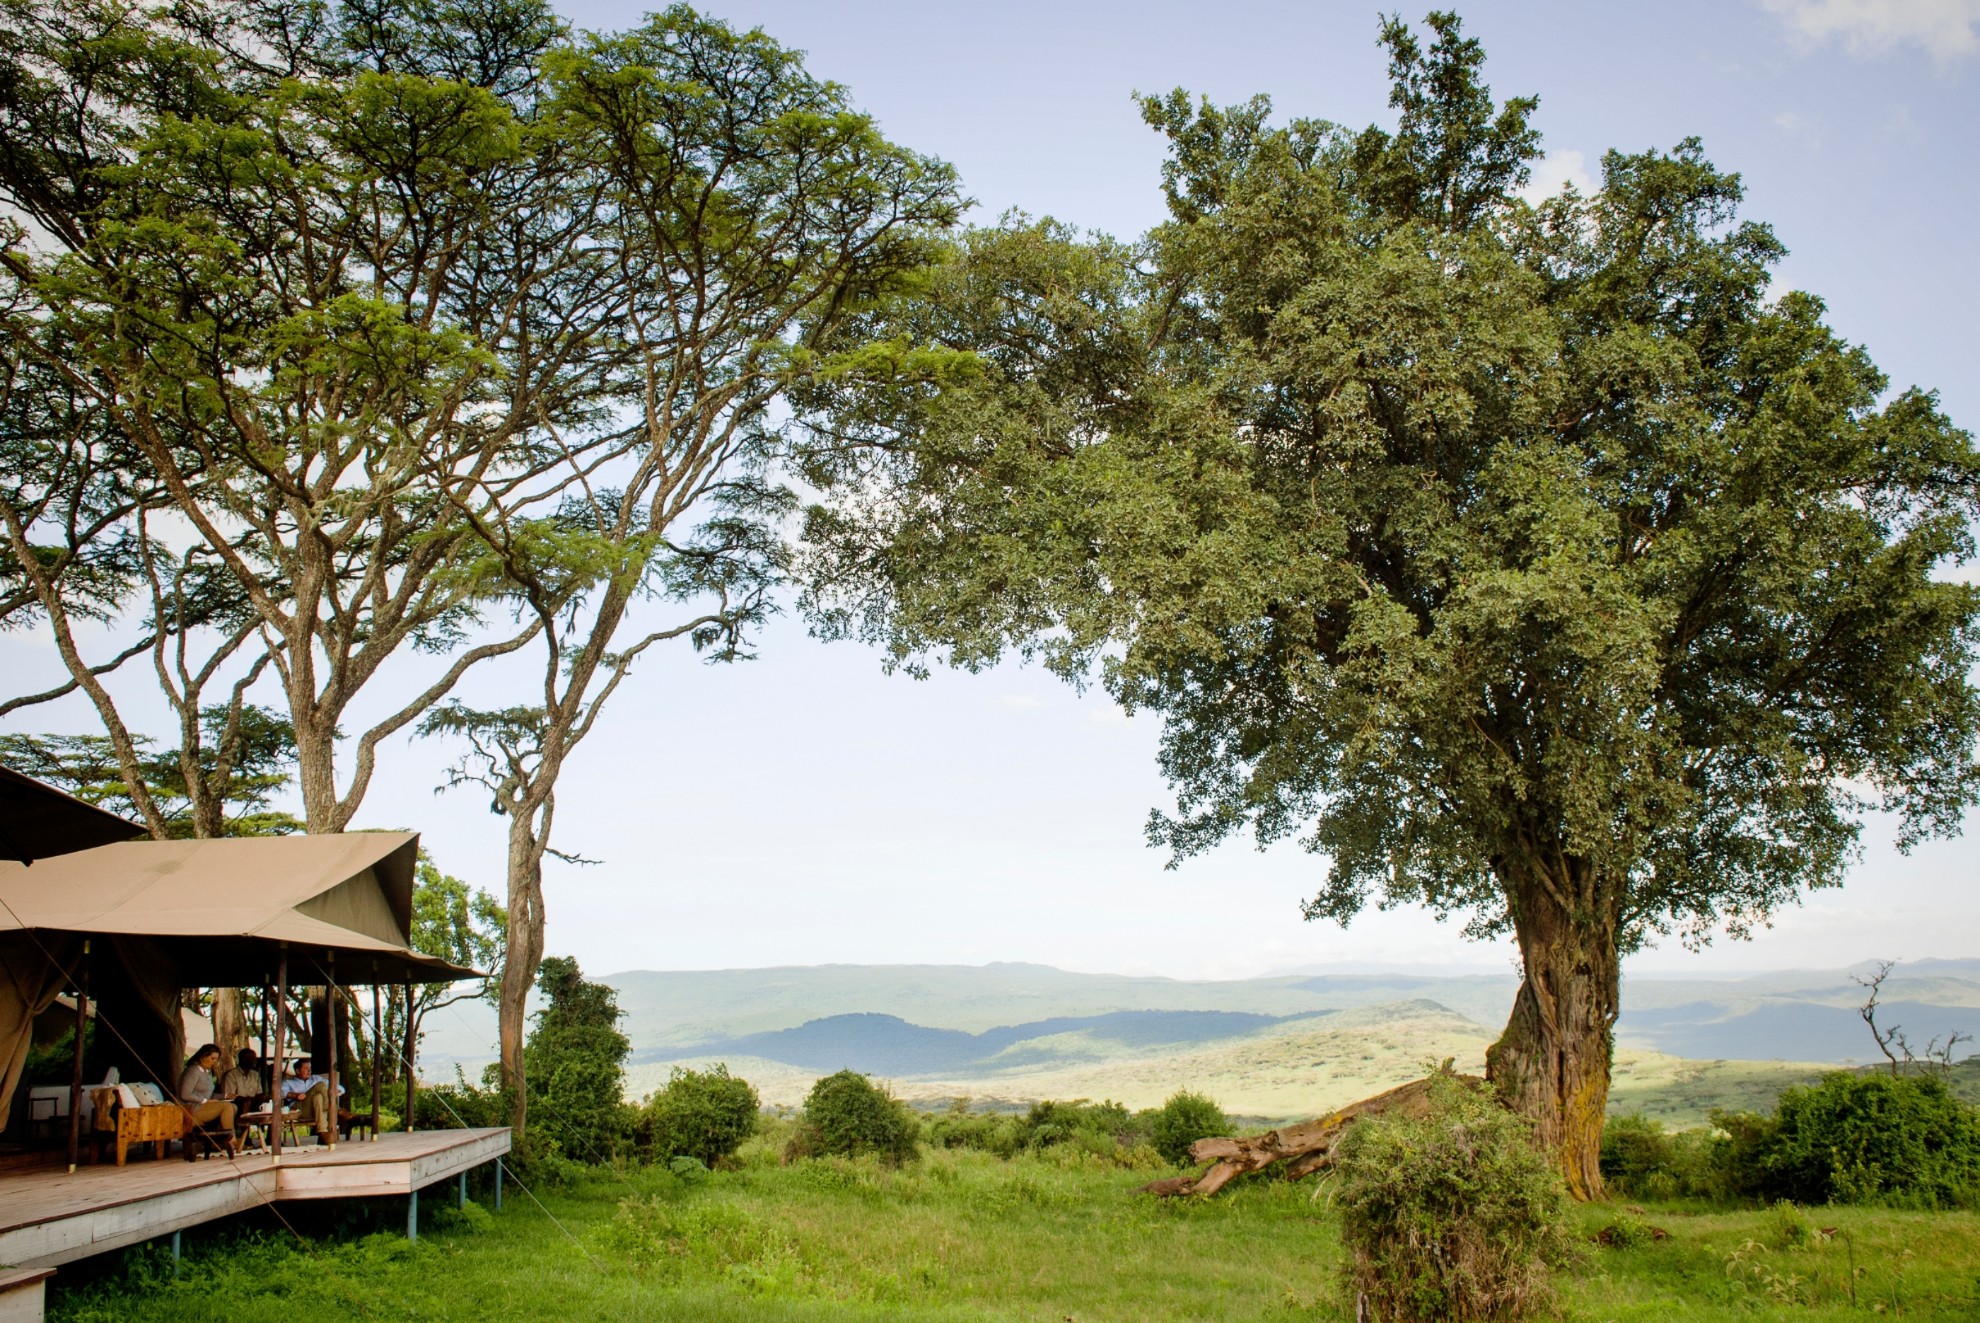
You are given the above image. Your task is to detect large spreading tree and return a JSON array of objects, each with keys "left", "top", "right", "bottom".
[
  {"left": 0, "top": 0, "right": 959, "bottom": 1141},
  {"left": 794, "top": 13, "right": 1980, "bottom": 1195},
  {"left": 0, "top": 0, "right": 620, "bottom": 834}
]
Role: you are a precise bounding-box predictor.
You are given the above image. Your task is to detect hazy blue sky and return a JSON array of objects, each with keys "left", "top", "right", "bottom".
[{"left": 4, "top": 0, "right": 1976, "bottom": 981}]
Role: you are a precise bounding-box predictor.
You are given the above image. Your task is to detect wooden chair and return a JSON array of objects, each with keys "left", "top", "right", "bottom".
[
  {"left": 181, "top": 1113, "right": 235, "bottom": 1161},
  {"left": 91, "top": 1095, "right": 186, "bottom": 1165}
]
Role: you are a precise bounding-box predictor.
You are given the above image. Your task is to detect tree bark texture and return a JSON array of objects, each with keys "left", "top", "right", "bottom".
[
  {"left": 497, "top": 817, "right": 548, "bottom": 1139},
  {"left": 1485, "top": 863, "right": 1620, "bottom": 1202},
  {"left": 211, "top": 988, "right": 248, "bottom": 1064}
]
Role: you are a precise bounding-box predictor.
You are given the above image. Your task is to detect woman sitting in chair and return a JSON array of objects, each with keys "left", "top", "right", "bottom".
[{"left": 175, "top": 1044, "right": 237, "bottom": 1159}]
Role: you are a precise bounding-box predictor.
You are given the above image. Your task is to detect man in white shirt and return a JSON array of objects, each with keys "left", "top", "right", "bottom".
[{"left": 279, "top": 1058, "right": 346, "bottom": 1143}]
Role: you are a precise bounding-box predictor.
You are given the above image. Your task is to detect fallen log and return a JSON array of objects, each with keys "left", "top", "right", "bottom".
[{"left": 1140, "top": 1066, "right": 1483, "bottom": 1198}]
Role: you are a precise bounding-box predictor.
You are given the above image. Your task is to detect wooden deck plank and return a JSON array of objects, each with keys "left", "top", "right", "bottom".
[{"left": 0, "top": 1129, "right": 509, "bottom": 1271}]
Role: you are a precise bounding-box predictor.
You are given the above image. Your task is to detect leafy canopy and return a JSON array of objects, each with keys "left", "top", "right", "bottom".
[{"left": 795, "top": 12, "right": 1980, "bottom": 954}]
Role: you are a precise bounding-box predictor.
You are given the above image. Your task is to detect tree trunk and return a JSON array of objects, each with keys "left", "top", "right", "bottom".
[
  {"left": 211, "top": 988, "right": 249, "bottom": 1064},
  {"left": 498, "top": 814, "right": 548, "bottom": 1139},
  {"left": 1485, "top": 869, "right": 1619, "bottom": 1202}
]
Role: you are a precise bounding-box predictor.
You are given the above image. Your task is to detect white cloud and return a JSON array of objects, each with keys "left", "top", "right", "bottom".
[
  {"left": 1519, "top": 148, "right": 1596, "bottom": 203},
  {"left": 997, "top": 694, "right": 1044, "bottom": 711},
  {"left": 1760, "top": 0, "right": 1980, "bottom": 64}
]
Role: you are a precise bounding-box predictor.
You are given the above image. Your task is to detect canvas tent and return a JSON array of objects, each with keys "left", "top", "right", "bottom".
[{"left": 0, "top": 832, "right": 478, "bottom": 1128}]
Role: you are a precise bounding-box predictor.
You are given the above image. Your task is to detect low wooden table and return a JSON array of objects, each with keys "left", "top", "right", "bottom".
[{"left": 236, "top": 1107, "right": 302, "bottom": 1153}]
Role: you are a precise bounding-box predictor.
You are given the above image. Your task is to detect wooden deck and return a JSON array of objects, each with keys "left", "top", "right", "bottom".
[{"left": 0, "top": 1128, "right": 509, "bottom": 1273}]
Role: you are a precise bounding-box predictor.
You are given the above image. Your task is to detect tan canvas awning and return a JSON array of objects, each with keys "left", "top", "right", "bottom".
[
  {"left": 0, "top": 778, "right": 481, "bottom": 1128},
  {"left": 0, "top": 833, "right": 480, "bottom": 986}
]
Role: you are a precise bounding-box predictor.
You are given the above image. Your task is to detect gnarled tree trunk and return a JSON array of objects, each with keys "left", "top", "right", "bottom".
[{"left": 1485, "top": 858, "right": 1619, "bottom": 1202}]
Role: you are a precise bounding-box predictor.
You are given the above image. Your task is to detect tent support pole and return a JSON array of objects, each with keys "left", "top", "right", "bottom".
[
  {"left": 259, "top": 982, "right": 270, "bottom": 1089},
  {"left": 66, "top": 937, "right": 89, "bottom": 1173},
  {"left": 271, "top": 945, "right": 287, "bottom": 1163},
  {"left": 370, "top": 983, "right": 382, "bottom": 1140},
  {"left": 325, "top": 949, "right": 337, "bottom": 1149},
  {"left": 403, "top": 978, "right": 415, "bottom": 1134}
]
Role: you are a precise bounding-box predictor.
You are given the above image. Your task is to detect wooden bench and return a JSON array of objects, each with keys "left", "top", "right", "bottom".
[{"left": 89, "top": 1091, "right": 186, "bottom": 1165}]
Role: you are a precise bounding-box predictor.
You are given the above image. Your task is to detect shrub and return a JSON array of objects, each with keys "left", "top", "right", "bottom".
[
  {"left": 637, "top": 1065, "right": 760, "bottom": 1168},
  {"left": 1757, "top": 1071, "right": 1980, "bottom": 1208},
  {"left": 1708, "top": 1107, "right": 1778, "bottom": 1201},
  {"left": 925, "top": 1100, "right": 1020, "bottom": 1153},
  {"left": 1147, "top": 1090, "right": 1228, "bottom": 1165},
  {"left": 1333, "top": 1074, "right": 1575, "bottom": 1323},
  {"left": 524, "top": 955, "right": 633, "bottom": 1165},
  {"left": 790, "top": 1070, "right": 919, "bottom": 1165},
  {"left": 1011, "top": 1098, "right": 1133, "bottom": 1153},
  {"left": 1599, "top": 1113, "right": 1725, "bottom": 1201}
]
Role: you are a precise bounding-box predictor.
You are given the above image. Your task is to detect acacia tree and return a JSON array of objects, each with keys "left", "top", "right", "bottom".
[
  {"left": 794, "top": 14, "right": 1980, "bottom": 1195},
  {"left": 0, "top": 325, "right": 163, "bottom": 714},
  {"left": 0, "top": 0, "right": 635, "bottom": 834},
  {"left": 415, "top": 8, "right": 959, "bottom": 1136}
]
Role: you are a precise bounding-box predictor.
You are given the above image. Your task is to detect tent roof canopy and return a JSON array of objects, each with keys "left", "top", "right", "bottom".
[{"left": 0, "top": 832, "right": 480, "bottom": 986}]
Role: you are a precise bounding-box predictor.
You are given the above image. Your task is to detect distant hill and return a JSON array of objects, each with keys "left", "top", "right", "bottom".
[
  {"left": 416, "top": 957, "right": 1980, "bottom": 1115},
  {"left": 625, "top": 1000, "right": 1493, "bottom": 1118},
  {"left": 649, "top": 1008, "right": 1340, "bottom": 1077}
]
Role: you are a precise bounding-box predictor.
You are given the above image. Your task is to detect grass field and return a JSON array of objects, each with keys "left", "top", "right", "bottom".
[{"left": 47, "top": 1133, "right": 1980, "bottom": 1322}]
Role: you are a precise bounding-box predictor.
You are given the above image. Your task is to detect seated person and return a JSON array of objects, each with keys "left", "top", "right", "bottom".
[
  {"left": 218, "top": 1048, "right": 267, "bottom": 1110},
  {"left": 175, "top": 1043, "right": 237, "bottom": 1154},
  {"left": 279, "top": 1057, "right": 347, "bottom": 1143}
]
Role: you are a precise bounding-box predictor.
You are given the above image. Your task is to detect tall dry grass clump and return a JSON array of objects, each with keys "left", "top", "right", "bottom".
[{"left": 1333, "top": 1072, "right": 1574, "bottom": 1322}]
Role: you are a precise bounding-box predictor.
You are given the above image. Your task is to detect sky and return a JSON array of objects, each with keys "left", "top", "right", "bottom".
[{"left": 4, "top": 0, "right": 1978, "bottom": 983}]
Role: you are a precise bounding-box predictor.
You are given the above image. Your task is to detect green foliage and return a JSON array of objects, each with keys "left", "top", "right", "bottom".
[
  {"left": 1599, "top": 1112, "right": 1725, "bottom": 1201},
  {"left": 1010, "top": 1098, "right": 1133, "bottom": 1153},
  {"left": 1766, "top": 1198, "right": 1817, "bottom": 1249},
  {"left": 918, "top": 1097, "right": 1167, "bottom": 1169},
  {"left": 21, "top": 1022, "right": 94, "bottom": 1088},
  {"left": 1334, "top": 1074, "right": 1575, "bottom": 1321},
  {"left": 790, "top": 1070, "right": 919, "bottom": 1165},
  {"left": 923, "top": 1100, "right": 1018, "bottom": 1153},
  {"left": 1147, "top": 1090, "right": 1229, "bottom": 1165},
  {"left": 794, "top": 4, "right": 1980, "bottom": 1168},
  {"left": 1752, "top": 1071, "right": 1980, "bottom": 1208},
  {"left": 524, "top": 955, "right": 632, "bottom": 1165},
  {"left": 414, "top": 1072, "right": 511, "bottom": 1132},
  {"left": 0, "top": 710, "right": 300, "bottom": 838},
  {"left": 38, "top": 1141, "right": 1980, "bottom": 1322},
  {"left": 637, "top": 1065, "right": 761, "bottom": 1168}
]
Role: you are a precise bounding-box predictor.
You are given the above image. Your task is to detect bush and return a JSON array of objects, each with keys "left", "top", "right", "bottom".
[
  {"left": 1011, "top": 1098, "right": 1133, "bottom": 1153},
  {"left": 1599, "top": 1113, "right": 1725, "bottom": 1201},
  {"left": 524, "top": 955, "right": 633, "bottom": 1165},
  {"left": 789, "top": 1070, "right": 919, "bottom": 1165},
  {"left": 1755, "top": 1071, "right": 1980, "bottom": 1208},
  {"left": 637, "top": 1065, "right": 760, "bottom": 1168},
  {"left": 924, "top": 1100, "right": 1020, "bottom": 1153},
  {"left": 1333, "top": 1074, "right": 1575, "bottom": 1323},
  {"left": 1147, "top": 1090, "right": 1228, "bottom": 1166},
  {"left": 1708, "top": 1106, "right": 1778, "bottom": 1201},
  {"left": 412, "top": 1065, "right": 510, "bottom": 1130}
]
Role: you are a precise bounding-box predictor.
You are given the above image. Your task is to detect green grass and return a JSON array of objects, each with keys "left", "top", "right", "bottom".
[{"left": 46, "top": 1132, "right": 1980, "bottom": 1322}]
